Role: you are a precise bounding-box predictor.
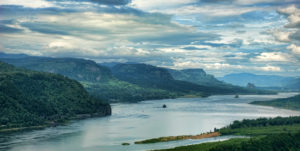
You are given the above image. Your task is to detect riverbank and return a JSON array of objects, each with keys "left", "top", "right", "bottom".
[
  {"left": 250, "top": 93, "right": 300, "bottom": 111},
  {"left": 152, "top": 116, "right": 300, "bottom": 151},
  {"left": 0, "top": 111, "right": 111, "bottom": 133},
  {"left": 135, "top": 132, "right": 220, "bottom": 144}
]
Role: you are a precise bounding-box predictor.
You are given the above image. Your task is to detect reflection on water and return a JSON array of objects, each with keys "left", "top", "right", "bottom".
[{"left": 1, "top": 93, "right": 300, "bottom": 151}]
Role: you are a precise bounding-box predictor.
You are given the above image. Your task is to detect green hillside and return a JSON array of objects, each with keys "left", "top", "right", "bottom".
[
  {"left": 1, "top": 57, "right": 176, "bottom": 102},
  {"left": 111, "top": 63, "right": 270, "bottom": 95},
  {"left": 250, "top": 94, "right": 300, "bottom": 111},
  {"left": 0, "top": 62, "right": 111, "bottom": 131},
  {"left": 1, "top": 57, "right": 273, "bottom": 103},
  {"left": 0, "top": 57, "right": 113, "bottom": 82}
]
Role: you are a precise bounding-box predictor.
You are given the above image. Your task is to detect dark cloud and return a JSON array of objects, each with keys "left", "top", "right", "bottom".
[
  {"left": 285, "top": 22, "right": 300, "bottom": 28},
  {"left": 130, "top": 32, "right": 220, "bottom": 45},
  {"left": 289, "top": 30, "right": 300, "bottom": 42},
  {"left": 0, "top": 25, "right": 23, "bottom": 33},
  {"left": 21, "top": 22, "right": 70, "bottom": 35},
  {"left": 182, "top": 46, "right": 208, "bottom": 50},
  {"left": 0, "top": 5, "right": 78, "bottom": 16},
  {"left": 47, "top": 0, "right": 131, "bottom": 5},
  {"left": 91, "top": 0, "right": 131, "bottom": 5},
  {"left": 197, "top": 0, "right": 234, "bottom": 4}
]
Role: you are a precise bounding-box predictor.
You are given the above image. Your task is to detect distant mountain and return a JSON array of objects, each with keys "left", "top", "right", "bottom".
[
  {"left": 0, "top": 52, "right": 29, "bottom": 58},
  {"left": 0, "top": 62, "right": 111, "bottom": 131},
  {"left": 168, "top": 68, "right": 225, "bottom": 86},
  {"left": 285, "top": 78, "right": 300, "bottom": 90},
  {"left": 219, "top": 73, "right": 295, "bottom": 87},
  {"left": 111, "top": 63, "right": 266, "bottom": 95}
]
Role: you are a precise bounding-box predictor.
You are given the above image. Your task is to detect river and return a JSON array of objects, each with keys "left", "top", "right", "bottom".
[{"left": 1, "top": 93, "right": 300, "bottom": 151}]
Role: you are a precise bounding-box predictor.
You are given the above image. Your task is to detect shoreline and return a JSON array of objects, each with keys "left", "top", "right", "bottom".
[
  {"left": 0, "top": 112, "right": 111, "bottom": 133},
  {"left": 135, "top": 132, "right": 220, "bottom": 144}
]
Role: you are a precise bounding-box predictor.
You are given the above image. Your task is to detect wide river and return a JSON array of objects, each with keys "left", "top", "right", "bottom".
[{"left": 1, "top": 93, "right": 300, "bottom": 151}]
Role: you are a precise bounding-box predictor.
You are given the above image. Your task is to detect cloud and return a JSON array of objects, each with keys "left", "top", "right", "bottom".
[
  {"left": 258, "top": 65, "right": 281, "bottom": 71},
  {"left": 287, "top": 44, "right": 300, "bottom": 54},
  {"left": 273, "top": 31, "right": 291, "bottom": 42},
  {"left": 277, "top": 5, "right": 300, "bottom": 28},
  {"left": 0, "top": 0, "right": 55, "bottom": 8},
  {"left": 289, "top": 30, "right": 300, "bottom": 42},
  {"left": 251, "top": 52, "right": 289, "bottom": 62},
  {"left": 1, "top": 0, "right": 300, "bottom": 76},
  {"left": 0, "top": 24, "right": 23, "bottom": 33}
]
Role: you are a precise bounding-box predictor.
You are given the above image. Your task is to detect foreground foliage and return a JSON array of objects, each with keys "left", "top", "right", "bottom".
[{"left": 0, "top": 62, "right": 111, "bottom": 131}]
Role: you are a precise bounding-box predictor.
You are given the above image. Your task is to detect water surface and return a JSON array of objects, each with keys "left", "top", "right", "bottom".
[{"left": 1, "top": 93, "right": 300, "bottom": 151}]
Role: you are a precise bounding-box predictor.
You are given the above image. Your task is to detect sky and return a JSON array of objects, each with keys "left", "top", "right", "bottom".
[{"left": 0, "top": 0, "right": 300, "bottom": 76}]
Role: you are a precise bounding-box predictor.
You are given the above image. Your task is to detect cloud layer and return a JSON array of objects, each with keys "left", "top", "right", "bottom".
[{"left": 0, "top": 0, "right": 300, "bottom": 76}]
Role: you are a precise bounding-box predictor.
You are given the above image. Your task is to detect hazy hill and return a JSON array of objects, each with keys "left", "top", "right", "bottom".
[
  {"left": 111, "top": 63, "right": 264, "bottom": 95},
  {"left": 251, "top": 94, "right": 300, "bottom": 111},
  {"left": 219, "top": 73, "right": 295, "bottom": 87},
  {"left": 0, "top": 52, "right": 29, "bottom": 59},
  {"left": 285, "top": 78, "right": 300, "bottom": 90},
  {"left": 168, "top": 68, "right": 225, "bottom": 86},
  {"left": 0, "top": 62, "right": 111, "bottom": 130}
]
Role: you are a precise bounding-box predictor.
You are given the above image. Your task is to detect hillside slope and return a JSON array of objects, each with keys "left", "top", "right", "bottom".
[
  {"left": 250, "top": 94, "right": 300, "bottom": 111},
  {"left": 168, "top": 68, "right": 223, "bottom": 86},
  {"left": 0, "top": 57, "right": 176, "bottom": 102},
  {"left": 111, "top": 63, "right": 264, "bottom": 95},
  {"left": 0, "top": 62, "right": 111, "bottom": 131}
]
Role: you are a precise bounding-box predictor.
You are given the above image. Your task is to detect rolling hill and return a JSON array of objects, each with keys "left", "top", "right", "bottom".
[
  {"left": 111, "top": 63, "right": 268, "bottom": 95},
  {"left": 0, "top": 62, "right": 111, "bottom": 131},
  {"left": 0, "top": 57, "right": 177, "bottom": 102}
]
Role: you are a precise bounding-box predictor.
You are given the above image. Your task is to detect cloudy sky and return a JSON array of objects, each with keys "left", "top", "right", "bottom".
[{"left": 0, "top": 0, "right": 300, "bottom": 76}]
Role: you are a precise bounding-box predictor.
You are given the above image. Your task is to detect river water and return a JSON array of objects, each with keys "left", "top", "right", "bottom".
[{"left": 1, "top": 93, "right": 300, "bottom": 151}]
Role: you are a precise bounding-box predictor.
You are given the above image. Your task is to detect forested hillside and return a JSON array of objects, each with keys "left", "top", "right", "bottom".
[
  {"left": 0, "top": 57, "right": 177, "bottom": 102},
  {"left": 250, "top": 94, "right": 300, "bottom": 111},
  {"left": 111, "top": 63, "right": 271, "bottom": 95},
  {"left": 0, "top": 62, "right": 111, "bottom": 131}
]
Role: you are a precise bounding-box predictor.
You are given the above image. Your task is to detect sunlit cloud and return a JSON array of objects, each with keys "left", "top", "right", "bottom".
[{"left": 0, "top": 0, "right": 300, "bottom": 76}]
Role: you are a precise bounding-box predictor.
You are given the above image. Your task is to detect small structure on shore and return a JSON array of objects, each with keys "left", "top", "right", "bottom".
[
  {"left": 162, "top": 104, "right": 167, "bottom": 108},
  {"left": 122, "top": 142, "right": 130, "bottom": 146}
]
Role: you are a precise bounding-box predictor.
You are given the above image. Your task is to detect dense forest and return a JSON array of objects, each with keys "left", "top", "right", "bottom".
[
  {"left": 219, "top": 116, "right": 300, "bottom": 134},
  {"left": 0, "top": 62, "right": 111, "bottom": 131},
  {"left": 250, "top": 94, "right": 300, "bottom": 111}
]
